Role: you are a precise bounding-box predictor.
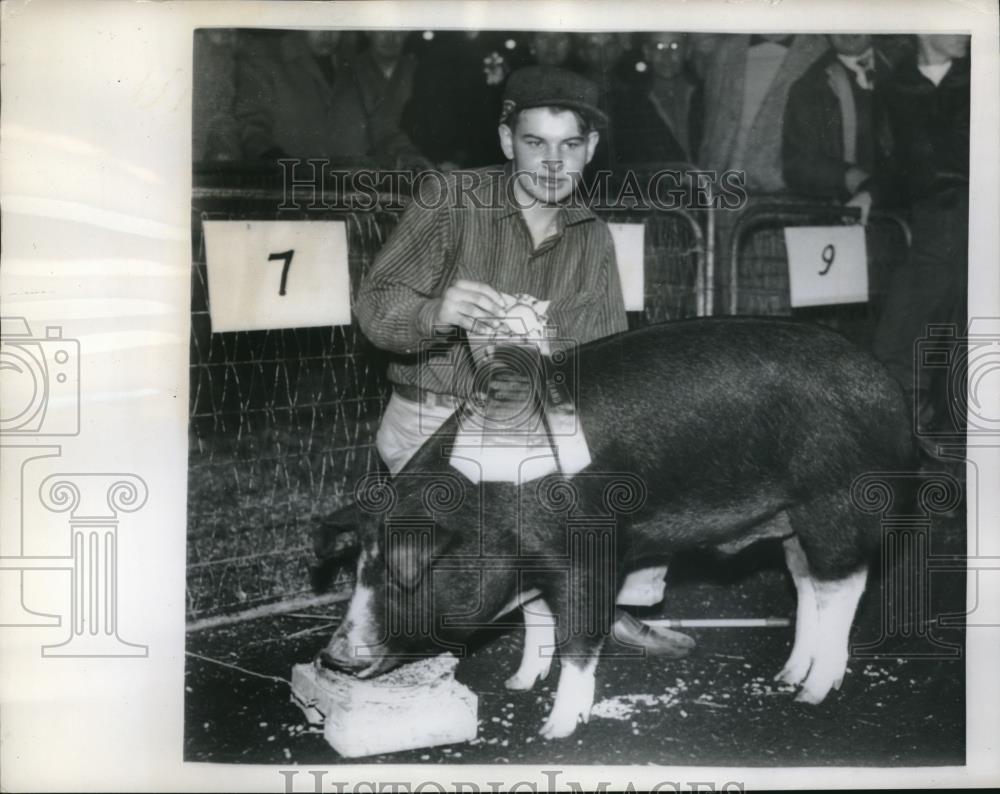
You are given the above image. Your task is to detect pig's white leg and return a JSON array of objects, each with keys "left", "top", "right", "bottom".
[
  {"left": 775, "top": 535, "right": 821, "bottom": 687},
  {"left": 492, "top": 588, "right": 542, "bottom": 621},
  {"left": 505, "top": 597, "right": 555, "bottom": 691},
  {"left": 539, "top": 647, "right": 601, "bottom": 740},
  {"left": 343, "top": 551, "right": 380, "bottom": 656},
  {"left": 616, "top": 565, "right": 668, "bottom": 606},
  {"left": 796, "top": 567, "right": 867, "bottom": 704}
]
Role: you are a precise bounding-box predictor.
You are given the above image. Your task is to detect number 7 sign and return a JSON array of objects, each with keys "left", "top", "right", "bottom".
[{"left": 203, "top": 220, "right": 352, "bottom": 332}]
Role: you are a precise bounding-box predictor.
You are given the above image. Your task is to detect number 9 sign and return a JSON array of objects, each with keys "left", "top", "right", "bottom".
[
  {"left": 203, "top": 220, "right": 352, "bottom": 332},
  {"left": 783, "top": 225, "right": 869, "bottom": 308}
]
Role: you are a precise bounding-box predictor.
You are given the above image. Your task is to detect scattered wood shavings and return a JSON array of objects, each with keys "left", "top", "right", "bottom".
[
  {"left": 590, "top": 689, "right": 683, "bottom": 721},
  {"left": 742, "top": 678, "right": 798, "bottom": 697},
  {"left": 694, "top": 697, "right": 728, "bottom": 709}
]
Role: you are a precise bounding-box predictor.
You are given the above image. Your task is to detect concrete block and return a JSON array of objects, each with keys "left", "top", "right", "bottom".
[{"left": 290, "top": 654, "right": 478, "bottom": 757}]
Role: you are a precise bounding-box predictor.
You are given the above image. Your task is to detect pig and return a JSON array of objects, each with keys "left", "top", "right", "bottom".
[{"left": 315, "top": 317, "right": 915, "bottom": 739}]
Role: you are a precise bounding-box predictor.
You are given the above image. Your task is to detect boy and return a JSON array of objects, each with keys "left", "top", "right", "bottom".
[
  {"left": 356, "top": 65, "right": 688, "bottom": 656},
  {"left": 357, "top": 65, "right": 626, "bottom": 470}
]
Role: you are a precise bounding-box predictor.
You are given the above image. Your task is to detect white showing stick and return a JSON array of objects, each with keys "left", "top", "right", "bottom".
[{"left": 642, "top": 617, "right": 791, "bottom": 628}]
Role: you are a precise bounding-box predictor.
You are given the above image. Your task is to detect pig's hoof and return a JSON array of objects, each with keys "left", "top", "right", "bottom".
[
  {"left": 774, "top": 650, "right": 812, "bottom": 687},
  {"left": 505, "top": 671, "right": 537, "bottom": 691},
  {"left": 505, "top": 656, "right": 551, "bottom": 690},
  {"left": 795, "top": 658, "right": 846, "bottom": 703},
  {"left": 539, "top": 711, "right": 581, "bottom": 740},
  {"left": 795, "top": 671, "right": 836, "bottom": 704},
  {"left": 794, "top": 683, "right": 830, "bottom": 705},
  {"left": 774, "top": 661, "right": 811, "bottom": 687},
  {"left": 507, "top": 665, "right": 550, "bottom": 690}
]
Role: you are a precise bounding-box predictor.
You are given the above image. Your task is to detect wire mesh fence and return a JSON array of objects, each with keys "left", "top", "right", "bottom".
[
  {"left": 602, "top": 209, "right": 706, "bottom": 327},
  {"left": 722, "top": 197, "right": 910, "bottom": 349},
  {"left": 187, "top": 169, "right": 707, "bottom": 619}
]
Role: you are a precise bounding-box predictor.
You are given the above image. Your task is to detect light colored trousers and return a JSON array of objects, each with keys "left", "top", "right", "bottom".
[{"left": 375, "top": 391, "right": 667, "bottom": 606}]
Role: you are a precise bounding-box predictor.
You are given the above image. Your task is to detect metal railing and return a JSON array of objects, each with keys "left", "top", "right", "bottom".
[{"left": 724, "top": 199, "right": 911, "bottom": 347}]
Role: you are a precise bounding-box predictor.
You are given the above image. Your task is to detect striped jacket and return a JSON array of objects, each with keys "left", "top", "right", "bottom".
[{"left": 355, "top": 165, "right": 628, "bottom": 395}]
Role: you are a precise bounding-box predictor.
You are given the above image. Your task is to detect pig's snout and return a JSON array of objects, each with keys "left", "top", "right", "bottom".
[{"left": 316, "top": 631, "right": 373, "bottom": 674}]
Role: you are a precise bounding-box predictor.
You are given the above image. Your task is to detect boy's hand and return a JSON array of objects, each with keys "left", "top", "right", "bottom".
[{"left": 437, "top": 279, "right": 508, "bottom": 333}]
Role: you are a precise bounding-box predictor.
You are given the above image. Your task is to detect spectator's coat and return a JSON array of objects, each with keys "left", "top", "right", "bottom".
[
  {"left": 234, "top": 32, "right": 370, "bottom": 162},
  {"left": 782, "top": 49, "right": 894, "bottom": 203},
  {"left": 699, "top": 34, "right": 828, "bottom": 193}
]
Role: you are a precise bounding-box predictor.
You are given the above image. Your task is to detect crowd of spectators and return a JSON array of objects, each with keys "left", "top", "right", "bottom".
[
  {"left": 194, "top": 31, "right": 965, "bottom": 201},
  {"left": 193, "top": 30, "right": 966, "bottom": 204},
  {"left": 195, "top": 29, "right": 715, "bottom": 171},
  {"left": 193, "top": 29, "right": 970, "bottom": 430}
]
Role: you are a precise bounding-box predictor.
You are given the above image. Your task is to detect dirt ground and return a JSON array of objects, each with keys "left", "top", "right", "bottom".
[{"left": 184, "top": 509, "right": 966, "bottom": 768}]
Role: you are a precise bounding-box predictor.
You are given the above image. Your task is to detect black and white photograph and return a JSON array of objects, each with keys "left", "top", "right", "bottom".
[
  {"left": 2, "top": 1, "right": 999, "bottom": 791},
  {"left": 186, "top": 21, "right": 972, "bottom": 766}
]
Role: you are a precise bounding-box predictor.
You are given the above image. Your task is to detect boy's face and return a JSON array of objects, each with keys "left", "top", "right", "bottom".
[{"left": 499, "top": 108, "right": 599, "bottom": 205}]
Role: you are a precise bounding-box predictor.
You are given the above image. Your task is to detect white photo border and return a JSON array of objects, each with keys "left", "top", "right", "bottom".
[{"left": 1, "top": 0, "right": 998, "bottom": 790}]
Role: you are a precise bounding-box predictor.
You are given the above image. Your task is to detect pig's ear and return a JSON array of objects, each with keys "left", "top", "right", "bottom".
[
  {"left": 313, "top": 503, "right": 361, "bottom": 556},
  {"left": 312, "top": 521, "right": 360, "bottom": 561},
  {"left": 310, "top": 522, "right": 360, "bottom": 593},
  {"left": 310, "top": 504, "right": 362, "bottom": 593}
]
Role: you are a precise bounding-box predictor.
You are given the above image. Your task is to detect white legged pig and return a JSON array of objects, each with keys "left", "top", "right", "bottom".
[{"left": 316, "top": 318, "right": 915, "bottom": 739}]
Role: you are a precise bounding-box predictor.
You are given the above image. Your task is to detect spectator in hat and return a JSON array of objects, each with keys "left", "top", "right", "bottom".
[
  {"left": 356, "top": 64, "right": 691, "bottom": 657},
  {"left": 782, "top": 34, "right": 895, "bottom": 222}
]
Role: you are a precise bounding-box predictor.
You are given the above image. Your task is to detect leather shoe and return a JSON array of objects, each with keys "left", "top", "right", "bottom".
[{"left": 611, "top": 609, "right": 695, "bottom": 658}]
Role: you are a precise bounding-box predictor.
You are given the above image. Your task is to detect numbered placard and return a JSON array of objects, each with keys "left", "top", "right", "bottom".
[
  {"left": 203, "top": 220, "right": 351, "bottom": 332},
  {"left": 784, "top": 225, "right": 869, "bottom": 308},
  {"left": 607, "top": 223, "right": 645, "bottom": 311}
]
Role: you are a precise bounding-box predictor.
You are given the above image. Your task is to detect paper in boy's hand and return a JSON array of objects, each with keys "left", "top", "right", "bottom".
[
  {"left": 468, "top": 291, "right": 552, "bottom": 355},
  {"left": 451, "top": 290, "right": 590, "bottom": 484}
]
